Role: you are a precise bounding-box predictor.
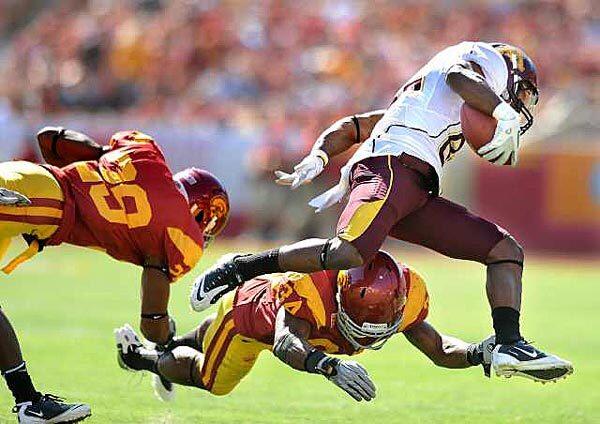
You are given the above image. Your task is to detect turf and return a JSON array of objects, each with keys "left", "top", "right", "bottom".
[{"left": 0, "top": 242, "right": 598, "bottom": 423}]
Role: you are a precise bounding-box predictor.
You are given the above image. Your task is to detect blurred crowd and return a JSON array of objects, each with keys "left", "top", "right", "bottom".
[
  {"left": 1, "top": 0, "right": 598, "bottom": 147},
  {"left": 0, "top": 0, "right": 598, "bottom": 239}
]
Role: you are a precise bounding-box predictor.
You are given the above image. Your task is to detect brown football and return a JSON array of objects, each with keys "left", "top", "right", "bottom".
[{"left": 460, "top": 103, "right": 497, "bottom": 153}]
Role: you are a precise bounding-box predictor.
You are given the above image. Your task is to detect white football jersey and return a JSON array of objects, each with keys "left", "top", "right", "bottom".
[{"left": 348, "top": 41, "right": 508, "bottom": 181}]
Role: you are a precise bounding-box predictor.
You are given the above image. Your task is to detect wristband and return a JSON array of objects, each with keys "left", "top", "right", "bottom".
[
  {"left": 304, "top": 350, "right": 330, "bottom": 375},
  {"left": 141, "top": 312, "right": 168, "bottom": 320},
  {"left": 492, "top": 102, "right": 518, "bottom": 121},
  {"left": 312, "top": 149, "right": 329, "bottom": 167}
]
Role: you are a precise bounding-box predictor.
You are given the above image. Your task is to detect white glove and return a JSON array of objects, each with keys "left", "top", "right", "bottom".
[
  {"left": 308, "top": 163, "right": 351, "bottom": 213},
  {"left": 114, "top": 323, "right": 158, "bottom": 371},
  {"left": 274, "top": 149, "right": 328, "bottom": 189},
  {"left": 0, "top": 188, "right": 31, "bottom": 206},
  {"left": 478, "top": 102, "right": 520, "bottom": 167},
  {"left": 327, "top": 359, "right": 376, "bottom": 402}
]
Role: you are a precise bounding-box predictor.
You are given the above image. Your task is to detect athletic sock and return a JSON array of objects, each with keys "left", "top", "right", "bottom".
[
  {"left": 492, "top": 307, "right": 522, "bottom": 344},
  {"left": 2, "top": 362, "right": 41, "bottom": 405},
  {"left": 234, "top": 249, "right": 282, "bottom": 282}
]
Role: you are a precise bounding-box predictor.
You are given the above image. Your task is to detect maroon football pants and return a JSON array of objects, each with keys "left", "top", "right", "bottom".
[{"left": 336, "top": 155, "right": 507, "bottom": 263}]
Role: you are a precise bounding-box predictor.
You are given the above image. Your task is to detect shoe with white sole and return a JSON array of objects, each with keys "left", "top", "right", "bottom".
[
  {"left": 13, "top": 394, "right": 91, "bottom": 423},
  {"left": 492, "top": 339, "right": 573, "bottom": 383},
  {"left": 190, "top": 253, "right": 247, "bottom": 312}
]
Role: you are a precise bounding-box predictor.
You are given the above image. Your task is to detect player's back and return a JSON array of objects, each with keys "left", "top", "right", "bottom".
[{"left": 46, "top": 131, "right": 203, "bottom": 280}]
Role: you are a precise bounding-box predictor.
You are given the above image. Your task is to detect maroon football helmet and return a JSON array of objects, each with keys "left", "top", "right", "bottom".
[
  {"left": 492, "top": 43, "right": 539, "bottom": 135},
  {"left": 336, "top": 251, "right": 407, "bottom": 350},
  {"left": 173, "top": 168, "right": 229, "bottom": 245}
]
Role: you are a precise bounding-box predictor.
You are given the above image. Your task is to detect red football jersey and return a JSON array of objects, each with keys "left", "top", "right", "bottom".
[
  {"left": 44, "top": 131, "right": 204, "bottom": 281},
  {"left": 232, "top": 267, "right": 429, "bottom": 355}
]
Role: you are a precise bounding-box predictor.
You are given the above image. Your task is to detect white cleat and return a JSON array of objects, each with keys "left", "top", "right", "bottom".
[
  {"left": 492, "top": 340, "right": 573, "bottom": 383},
  {"left": 190, "top": 253, "right": 246, "bottom": 312},
  {"left": 14, "top": 394, "right": 91, "bottom": 423}
]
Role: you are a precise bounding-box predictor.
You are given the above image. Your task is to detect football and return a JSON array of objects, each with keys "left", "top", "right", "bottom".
[{"left": 460, "top": 103, "right": 497, "bottom": 152}]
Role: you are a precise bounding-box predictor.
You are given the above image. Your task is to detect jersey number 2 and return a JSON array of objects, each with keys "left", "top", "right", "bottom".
[{"left": 75, "top": 153, "right": 152, "bottom": 228}]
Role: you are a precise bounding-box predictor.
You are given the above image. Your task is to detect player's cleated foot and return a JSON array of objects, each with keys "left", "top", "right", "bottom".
[
  {"left": 13, "top": 394, "right": 91, "bottom": 423},
  {"left": 492, "top": 339, "right": 573, "bottom": 383},
  {"left": 152, "top": 374, "right": 175, "bottom": 402},
  {"left": 190, "top": 253, "right": 247, "bottom": 312}
]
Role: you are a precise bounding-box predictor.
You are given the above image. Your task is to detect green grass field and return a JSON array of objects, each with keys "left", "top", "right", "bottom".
[{"left": 0, "top": 242, "right": 598, "bottom": 423}]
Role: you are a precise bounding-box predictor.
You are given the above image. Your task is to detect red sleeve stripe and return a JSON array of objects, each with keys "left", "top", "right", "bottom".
[
  {"left": 0, "top": 213, "right": 61, "bottom": 226},
  {"left": 27, "top": 198, "right": 64, "bottom": 209}
]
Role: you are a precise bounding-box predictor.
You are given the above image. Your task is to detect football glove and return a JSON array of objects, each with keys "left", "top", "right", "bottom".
[
  {"left": 467, "top": 334, "right": 496, "bottom": 377},
  {"left": 320, "top": 358, "right": 376, "bottom": 402},
  {"left": 275, "top": 149, "right": 329, "bottom": 189},
  {"left": 478, "top": 102, "right": 520, "bottom": 167},
  {"left": 115, "top": 324, "right": 157, "bottom": 372},
  {"left": 0, "top": 188, "right": 31, "bottom": 206}
]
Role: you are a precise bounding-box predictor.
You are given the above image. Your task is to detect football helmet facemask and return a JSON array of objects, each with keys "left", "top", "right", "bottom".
[
  {"left": 492, "top": 43, "right": 539, "bottom": 135},
  {"left": 336, "top": 251, "right": 407, "bottom": 351},
  {"left": 173, "top": 168, "right": 229, "bottom": 247}
]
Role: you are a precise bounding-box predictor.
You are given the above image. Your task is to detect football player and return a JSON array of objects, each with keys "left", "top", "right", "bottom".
[
  {"left": 0, "top": 128, "right": 229, "bottom": 423},
  {"left": 115, "top": 251, "right": 497, "bottom": 401},
  {"left": 191, "top": 42, "right": 573, "bottom": 382}
]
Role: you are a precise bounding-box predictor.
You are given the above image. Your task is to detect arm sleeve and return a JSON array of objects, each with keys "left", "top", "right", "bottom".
[{"left": 463, "top": 42, "right": 508, "bottom": 95}]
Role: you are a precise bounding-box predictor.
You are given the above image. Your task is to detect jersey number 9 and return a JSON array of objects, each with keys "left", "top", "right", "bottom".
[{"left": 75, "top": 152, "right": 152, "bottom": 229}]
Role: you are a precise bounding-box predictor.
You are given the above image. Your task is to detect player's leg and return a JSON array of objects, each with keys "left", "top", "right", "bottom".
[
  {"left": 192, "top": 155, "right": 431, "bottom": 311},
  {"left": 117, "top": 293, "right": 266, "bottom": 396},
  {"left": 1, "top": 308, "right": 90, "bottom": 423},
  {"left": 0, "top": 308, "right": 40, "bottom": 405},
  {"left": 390, "top": 197, "right": 573, "bottom": 382}
]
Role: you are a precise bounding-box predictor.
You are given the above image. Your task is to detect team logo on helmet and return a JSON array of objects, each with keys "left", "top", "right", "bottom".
[{"left": 174, "top": 168, "right": 229, "bottom": 246}]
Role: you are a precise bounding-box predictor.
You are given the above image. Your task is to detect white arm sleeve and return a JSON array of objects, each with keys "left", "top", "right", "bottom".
[{"left": 464, "top": 42, "right": 508, "bottom": 95}]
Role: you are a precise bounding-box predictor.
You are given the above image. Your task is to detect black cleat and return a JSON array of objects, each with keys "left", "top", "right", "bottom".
[
  {"left": 13, "top": 394, "right": 91, "bottom": 423},
  {"left": 492, "top": 339, "right": 573, "bottom": 383},
  {"left": 190, "top": 253, "right": 246, "bottom": 312}
]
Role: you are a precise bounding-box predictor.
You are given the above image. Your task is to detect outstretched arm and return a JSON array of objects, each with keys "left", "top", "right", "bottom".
[
  {"left": 272, "top": 307, "right": 376, "bottom": 401},
  {"left": 139, "top": 264, "right": 174, "bottom": 346},
  {"left": 404, "top": 321, "right": 492, "bottom": 370},
  {"left": 37, "top": 126, "right": 106, "bottom": 167},
  {"left": 275, "top": 110, "right": 385, "bottom": 188},
  {"left": 313, "top": 109, "right": 386, "bottom": 159}
]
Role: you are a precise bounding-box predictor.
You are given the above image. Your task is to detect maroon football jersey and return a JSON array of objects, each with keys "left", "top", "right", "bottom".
[
  {"left": 232, "top": 267, "right": 430, "bottom": 355},
  {"left": 44, "top": 131, "right": 204, "bottom": 281}
]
